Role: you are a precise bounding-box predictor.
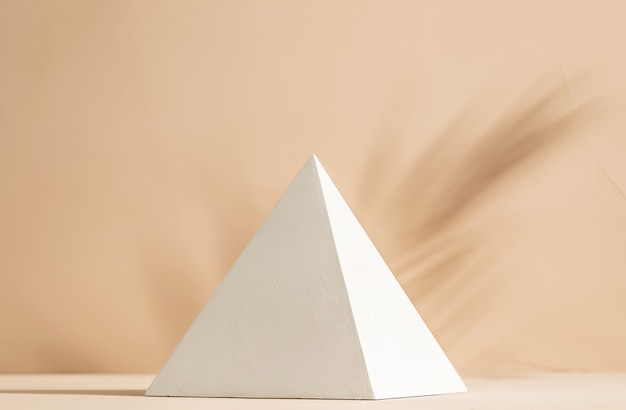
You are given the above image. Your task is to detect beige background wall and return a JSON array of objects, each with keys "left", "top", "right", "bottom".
[{"left": 1, "top": 1, "right": 625, "bottom": 374}]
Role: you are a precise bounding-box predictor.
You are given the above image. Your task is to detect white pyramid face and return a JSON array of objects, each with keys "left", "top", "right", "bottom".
[{"left": 146, "top": 156, "right": 466, "bottom": 400}]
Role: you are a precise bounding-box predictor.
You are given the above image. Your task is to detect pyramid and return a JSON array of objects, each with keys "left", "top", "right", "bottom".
[{"left": 146, "top": 156, "right": 466, "bottom": 399}]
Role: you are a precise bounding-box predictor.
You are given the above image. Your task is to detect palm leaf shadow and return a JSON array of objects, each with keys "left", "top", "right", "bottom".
[{"left": 360, "top": 77, "right": 600, "bottom": 327}]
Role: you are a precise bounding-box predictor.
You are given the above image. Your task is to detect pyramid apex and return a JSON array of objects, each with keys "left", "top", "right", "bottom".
[
  {"left": 306, "top": 154, "right": 320, "bottom": 164},
  {"left": 305, "top": 154, "right": 327, "bottom": 174}
]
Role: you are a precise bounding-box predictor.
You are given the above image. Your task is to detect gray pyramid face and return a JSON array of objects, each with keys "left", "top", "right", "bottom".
[{"left": 146, "top": 156, "right": 466, "bottom": 399}]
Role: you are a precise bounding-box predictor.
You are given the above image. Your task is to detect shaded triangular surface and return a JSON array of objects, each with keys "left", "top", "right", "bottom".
[{"left": 146, "top": 156, "right": 466, "bottom": 399}]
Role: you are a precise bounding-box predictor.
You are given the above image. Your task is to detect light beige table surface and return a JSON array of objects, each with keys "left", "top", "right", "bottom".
[{"left": 1, "top": 374, "right": 625, "bottom": 409}]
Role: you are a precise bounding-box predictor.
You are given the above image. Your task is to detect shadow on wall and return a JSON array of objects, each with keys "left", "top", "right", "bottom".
[{"left": 360, "top": 74, "right": 602, "bottom": 336}]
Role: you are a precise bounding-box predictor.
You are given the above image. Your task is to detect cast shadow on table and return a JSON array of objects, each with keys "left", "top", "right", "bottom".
[{"left": 0, "top": 389, "right": 145, "bottom": 397}]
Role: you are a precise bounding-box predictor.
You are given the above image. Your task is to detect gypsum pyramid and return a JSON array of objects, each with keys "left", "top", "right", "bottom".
[{"left": 146, "top": 156, "right": 466, "bottom": 400}]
